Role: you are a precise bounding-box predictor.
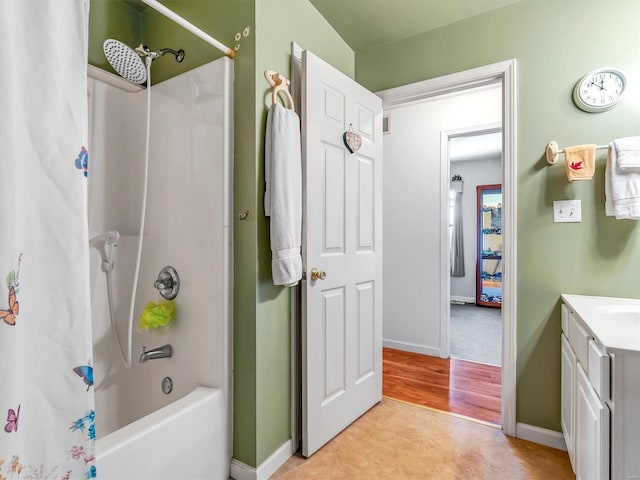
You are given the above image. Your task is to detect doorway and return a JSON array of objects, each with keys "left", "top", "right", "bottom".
[
  {"left": 377, "top": 60, "right": 516, "bottom": 433},
  {"left": 288, "top": 55, "right": 517, "bottom": 454},
  {"left": 382, "top": 120, "right": 504, "bottom": 426},
  {"left": 448, "top": 127, "right": 502, "bottom": 367}
]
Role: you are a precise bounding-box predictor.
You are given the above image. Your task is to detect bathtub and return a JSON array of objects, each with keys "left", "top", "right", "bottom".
[{"left": 96, "top": 387, "right": 229, "bottom": 480}]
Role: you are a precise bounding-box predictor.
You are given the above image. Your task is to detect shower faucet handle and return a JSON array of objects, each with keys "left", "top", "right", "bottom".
[
  {"left": 153, "top": 266, "right": 180, "bottom": 300},
  {"left": 154, "top": 277, "right": 173, "bottom": 290}
]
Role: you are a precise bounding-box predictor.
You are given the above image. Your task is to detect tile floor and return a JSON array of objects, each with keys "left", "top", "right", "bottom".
[{"left": 270, "top": 398, "right": 574, "bottom": 479}]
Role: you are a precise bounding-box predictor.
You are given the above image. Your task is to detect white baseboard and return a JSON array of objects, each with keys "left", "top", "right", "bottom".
[
  {"left": 383, "top": 339, "right": 440, "bottom": 357},
  {"left": 450, "top": 295, "right": 475, "bottom": 304},
  {"left": 230, "top": 439, "right": 295, "bottom": 480},
  {"left": 515, "top": 423, "right": 567, "bottom": 451}
]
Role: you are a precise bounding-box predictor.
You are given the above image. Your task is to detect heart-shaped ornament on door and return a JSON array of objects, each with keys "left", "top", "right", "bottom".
[{"left": 343, "top": 131, "right": 362, "bottom": 154}]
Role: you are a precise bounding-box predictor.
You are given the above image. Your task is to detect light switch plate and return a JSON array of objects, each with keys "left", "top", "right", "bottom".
[{"left": 553, "top": 200, "right": 582, "bottom": 223}]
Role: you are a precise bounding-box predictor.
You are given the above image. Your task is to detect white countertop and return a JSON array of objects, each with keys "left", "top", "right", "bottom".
[{"left": 561, "top": 294, "right": 640, "bottom": 354}]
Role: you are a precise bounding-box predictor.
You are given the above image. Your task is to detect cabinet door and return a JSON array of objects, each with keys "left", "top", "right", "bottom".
[
  {"left": 576, "top": 363, "right": 610, "bottom": 480},
  {"left": 561, "top": 334, "right": 576, "bottom": 472}
]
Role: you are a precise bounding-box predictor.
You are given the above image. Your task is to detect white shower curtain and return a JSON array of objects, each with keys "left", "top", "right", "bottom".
[{"left": 0, "top": 1, "right": 95, "bottom": 479}]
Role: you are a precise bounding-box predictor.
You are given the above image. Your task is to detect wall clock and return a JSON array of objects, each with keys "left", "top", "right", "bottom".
[{"left": 573, "top": 67, "right": 626, "bottom": 113}]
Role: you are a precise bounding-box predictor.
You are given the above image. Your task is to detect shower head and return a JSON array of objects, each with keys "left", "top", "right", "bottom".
[
  {"left": 103, "top": 39, "right": 186, "bottom": 85},
  {"left": 103, "top": 39, "right": 148, "bottom": 85},
  {"left": 102, "top": 38, "right": 184, "bottom": 85}
]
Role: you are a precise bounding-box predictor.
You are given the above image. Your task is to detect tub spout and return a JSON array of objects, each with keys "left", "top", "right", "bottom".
[{"left": 139, "top": 344, "right": 173, "bottom": 363}]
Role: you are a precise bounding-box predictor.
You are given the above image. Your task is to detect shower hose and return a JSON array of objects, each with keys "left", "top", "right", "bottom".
[{"left": 102, "top": 56, "right": 153, "bottom": 370}]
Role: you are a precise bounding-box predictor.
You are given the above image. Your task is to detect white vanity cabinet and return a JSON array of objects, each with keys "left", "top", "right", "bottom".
[
  {"left": 561, "top": 295, "right": 640, "bottom": 480},
  {"left": 575, "top": 362, "right": 609, "bottom": 480},
  {"left": 560, "top": 332, "right": 576, "bottom": 471}
]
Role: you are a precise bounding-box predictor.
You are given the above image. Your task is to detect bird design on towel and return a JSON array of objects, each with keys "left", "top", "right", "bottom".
[{"left": 569, "top": 161, "right": 584, "bottom": 171}]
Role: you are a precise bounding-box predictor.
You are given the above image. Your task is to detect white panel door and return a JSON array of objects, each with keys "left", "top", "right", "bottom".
[{"left": 301, "top": 50, "right": 383, "bottom": 457}]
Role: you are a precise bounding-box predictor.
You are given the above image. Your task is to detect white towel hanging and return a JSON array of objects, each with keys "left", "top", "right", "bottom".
[
  {"left": 605, "top": 143, "right": 640, "bottom": 219},
  {"left": 614, "top": 136, "right": 640, "bottom": 172},
  {"left": 264, "top": 102, "right": 302, "bottom": 285}
]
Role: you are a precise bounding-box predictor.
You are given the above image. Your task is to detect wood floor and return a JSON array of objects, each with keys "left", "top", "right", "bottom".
[{"left": 383, "top": 347, "right": 501, "bottom": 425}]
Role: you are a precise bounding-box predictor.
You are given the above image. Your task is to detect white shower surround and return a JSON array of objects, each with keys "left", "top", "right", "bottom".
[{"left": 87, "top": 58, "right": 233, "bottom": 476}]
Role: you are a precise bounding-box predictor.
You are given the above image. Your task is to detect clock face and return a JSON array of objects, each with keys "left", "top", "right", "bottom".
[{"left": 573, "top": 68, "right": 626, "bottom": 113}]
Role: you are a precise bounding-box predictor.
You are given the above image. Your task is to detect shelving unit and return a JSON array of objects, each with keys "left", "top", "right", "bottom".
[{"left": 476, "top": 184, "right": 502, "bottom": 307}]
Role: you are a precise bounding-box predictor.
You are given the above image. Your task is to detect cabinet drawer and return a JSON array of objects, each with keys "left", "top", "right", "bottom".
[
  {"left": 561, "top": 304, "right": 570, "bottom": 335},
  {"left": 588, "top": 340, "right": 610, "bottom": 402},
  {"left": 567, "top": 310, "right": 592, "bottom": 372}
]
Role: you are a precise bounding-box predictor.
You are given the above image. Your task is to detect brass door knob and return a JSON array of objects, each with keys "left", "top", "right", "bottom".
[{"left": 310, "top": 267, "right": 326, "bottom": 281}]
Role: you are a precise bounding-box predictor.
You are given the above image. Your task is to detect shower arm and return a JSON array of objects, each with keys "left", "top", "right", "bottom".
[
  {"left": 135, "top": 45, "right": 185, "bottom": 63},
  {"left": 159, "top": 48, "right": 185, "bottom": 62}
]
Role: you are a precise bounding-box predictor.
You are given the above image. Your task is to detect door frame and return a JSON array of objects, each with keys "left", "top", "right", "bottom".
[
  {"left": 290, "top": 42, "right": 303, "bottom": 451},
  {"left": 377, "top": 59, "right": 517, "bottom": 436},
  {"left": 441, "top": 121, "right": 502, "bottom": 356}
]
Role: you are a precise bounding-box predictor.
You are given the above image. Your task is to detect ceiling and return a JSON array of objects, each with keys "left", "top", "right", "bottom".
[
  {"left": 122, "top": 0, "right": 519, "bottom": 53},
  {"left": 449, "top": 132, "right": 502, "bottom": 163},
  {"left": 309, "top": 0, "right": 520, "bottom": 52}
]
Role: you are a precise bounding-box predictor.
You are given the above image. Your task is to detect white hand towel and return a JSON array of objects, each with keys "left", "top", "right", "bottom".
[
  {"left": 264, "top": 103, "right": 302, "bottom": 286},
  {"left": 614, "top": 136, "right": 640, "bottom": 172},
  {"left": 605, "top": 142, "right": 640, "bottom": 219},
  {"left": 264, "top": 104, "right": 274, "bottom": 216},
  {"left": 605, "top": 145, "right": 615, "bottom": 216}
]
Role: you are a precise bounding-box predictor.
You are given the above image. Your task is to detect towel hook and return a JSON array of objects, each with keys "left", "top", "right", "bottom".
[{"left": 264, "top": 69, "right": 295, "bottom": 111}]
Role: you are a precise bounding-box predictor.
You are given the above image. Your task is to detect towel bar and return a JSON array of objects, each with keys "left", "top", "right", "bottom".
[{"left": 546, "top": 141, "right": 609, "bottom": 165}]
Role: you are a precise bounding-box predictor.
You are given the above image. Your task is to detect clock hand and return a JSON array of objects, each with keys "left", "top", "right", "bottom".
[
  {"left": 588, "top": 80, "right": 607, "bottom": 92},
  {"left": 599, "top": 78, "right": 607, "bottom": 91}
]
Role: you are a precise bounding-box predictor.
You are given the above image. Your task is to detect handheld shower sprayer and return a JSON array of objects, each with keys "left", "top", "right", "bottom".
[
  {"left": 103, "top": 231, "right": 119, "bottom": 273},
  {"left": 90, "top": 230, "right": 120, "bottom": 273},
  {"left": 90, "top": 230, "right": 129, "bottom": 368}
]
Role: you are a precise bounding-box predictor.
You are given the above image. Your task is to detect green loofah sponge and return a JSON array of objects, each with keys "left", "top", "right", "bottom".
[{"left": 138, "top": 300, "right": 177, "bottom": 330}]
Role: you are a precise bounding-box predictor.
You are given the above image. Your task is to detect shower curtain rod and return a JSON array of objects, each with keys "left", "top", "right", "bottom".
[{"left": 139, "top": 0, "right": 235, "bottom": 59}]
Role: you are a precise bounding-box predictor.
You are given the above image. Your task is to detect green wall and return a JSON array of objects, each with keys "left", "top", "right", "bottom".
[
  {"left": 139, "top": 1, "right": 254, "bottom": 83},
  {"left": 88, "top": 0, "right": 140, "bottom": 73},
  {"left": 356, "top": 0, "right": 640, "bottom": 431}
]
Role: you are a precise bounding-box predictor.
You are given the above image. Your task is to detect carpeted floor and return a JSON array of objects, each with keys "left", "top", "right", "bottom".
[
  {"left": 450, "top": 303, "right": 501, "bottom": 366},
  {"left": 270, "top": 398, "right": 573, "bottom": 480}
]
